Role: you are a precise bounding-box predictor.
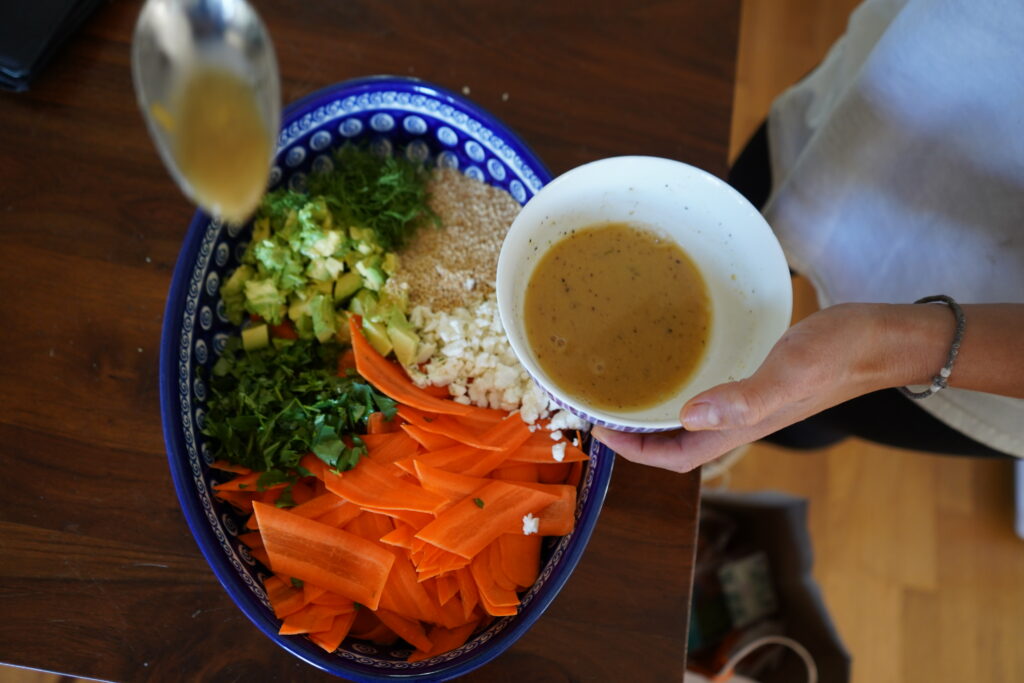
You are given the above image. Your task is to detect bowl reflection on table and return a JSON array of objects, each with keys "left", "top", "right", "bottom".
[
  {"left": 496, "top": 156, "right": 792, "bottom": 434},
  {"left": 158, "top": 75, "right": 614, "bottom": 681}
]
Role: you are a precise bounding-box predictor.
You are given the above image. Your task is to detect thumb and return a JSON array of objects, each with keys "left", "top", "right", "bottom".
[{"left": 679, "top": 379, "right": 773, "bottom": 431}]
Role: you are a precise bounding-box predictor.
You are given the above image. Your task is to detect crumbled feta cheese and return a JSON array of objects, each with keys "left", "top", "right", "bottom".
[
  {"left": 403, "top": 293, "right": 585, "bottom": 426},
  {"left": 522, "top": 513, "right": 539, "bottom": 535},
  {"left": 551, "top": 441, "right": 567, "bottom": 462},
  {"left": 549, "top": 430, "right": 563, "bottom": 441}
]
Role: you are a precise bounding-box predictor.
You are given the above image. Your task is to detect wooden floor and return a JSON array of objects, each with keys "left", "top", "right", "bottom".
[
  {"left": 4, "top": 2, "right": 1022, "bottom": 683},
  {"left": 726, "top": 4, "right": 1024, "bottom": 683}
]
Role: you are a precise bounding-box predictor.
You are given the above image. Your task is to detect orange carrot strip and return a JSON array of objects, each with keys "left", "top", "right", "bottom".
[
  {"left": 507, "top": 482, "right": 577, "bottom": 536},
  {"left": 420, "top": 383, "right": 453, "bottom": 398},
  {"left": 291, "top": 492, "right": 347, "bottom": 520},
  {"left": 367, "top": 411, "right": 400, "bottom": 434},
  {"left": 363, "top": 431, "right": 421, "bottom": 464},
  {"left": 381, "top": 522, "right": 418, "bottom": 550},
  {"left": 478, "top": 414, "right": 533, "bottom": 451},
  {"left": 264, "top": 576, "right": 307, "bottom": 619},
  {"left": 314, "top": 502, "right": 362, "bottom": 529},
  {"left": 213, "top": 471, "right": 287, "bottom": 492},
  {"left": 487, "top": 541, "right": 518, "bottom": 591},
  {"left": 436, "top": 592, "right": 473, "bottom": 629},
  {"left": 538, "top": 462, "right": 572, "bottom": 484},
  {"left": 379, "top": 551, "right": 440, "bottom": 623},
  {"left": 366, "top": 507, "right": 434, "bottom": 530},
  {"left": 344, "top": 510, "right": 395, "bottom": 542},
  {"left": 299, "top": 453, "right": 327, "bottom": 480},
  {"left": 349, "top": 315, "right": 473, "bottom": 416},
  {"left": 279, "top": 603, "right": 339, "bottom": 635},
  {"left": 402, "top": 444, "right": 484, "bottom": 472},
  {"left": 270, "top": 319, "right": 299, "bottom": 340},
  {"left": 303, "top": 582, "right": 328, "bottom": 605},
  {"left": 337, "top": 348, "right": 357, "bottom": 374},
  {"left": 253, "top": 502, "right": 395, "bottom": 611},
  {"left": 325, "top": 456, "right": 448, "bottom": 514},
  {"left": 237, "top": 531, "right": 264, "bottom": 549},
  {"left": 250, "top": 547, "right": 272, "bottom": 567},
  {"left": 309, "top": 611, "right": 357, "bottom": 653},
  {"left": 398, "top": 405, "right": 506, "bottom": 451},
  {"left": 415, "top": 480, "right": 558, "bottom": 559},
  {"left": 566, "top": 461, "right": 584, "bottom": 487},
  {"left": 491, "top": 462, "right": 539, "bottom": 482},
  {"left": 507, "top": 441, "right": 589, "bottom": 464},
  {"left": 436, "top": 573, "right": 460, "bottom": 607},
  {"left": 455, "top": 568, "right": 480, "bottom": 621},
  {"left": 455, "top": 446, "right": 517, "bottom": 478},
  {"left": 376, "top": 610, "right": 433, "bottom": 652},
  {"left": 214, "top": 490, "right": 255, "bottom": 513},
  {"left": 454, "top": 405, "right": 509, "bottom": 425},
  {"left": 311, "top": 593, "right": 357, "bottom": 611},
  {"left": 412, "top": 461, "right": 489, "bottom": 506},
  {"left": 210, "top": 460, "right": 253, "bottom": 474},
  {"left": 470, "top": 552, "right": 520, "bottom": 613},
  {"left": 498, "top": 533, "right": 542, "bottom": 589},
  {"left": 407, "top": 621, "right": 479, "bottom": 663},
  {"left": 401, "top": 423, "right": 460, "bottom": 451}
]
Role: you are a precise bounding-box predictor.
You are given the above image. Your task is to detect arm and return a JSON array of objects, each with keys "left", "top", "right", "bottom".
[{"left": 591, "top": 302, "right": 1024, "bottom": 473}]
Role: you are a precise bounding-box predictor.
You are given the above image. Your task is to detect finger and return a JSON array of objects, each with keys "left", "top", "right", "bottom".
[
  {"left": 680, "top": 374, "right": 781, "bottom": 431},
  {"left": 591, "top": 426, "right": 732, "bottom": 473}
]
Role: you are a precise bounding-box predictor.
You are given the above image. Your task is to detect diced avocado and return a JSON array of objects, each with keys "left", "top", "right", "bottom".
[
  {"left": 348, "top": 289, "right": 378, "bottom": 320},
  {"left": 251, "top": 217, "right": 271, "bottom": 243},
  {"left": 348, "top": 226, "right": 370, "bottom": 241},
  {"left": 378, "top": 288, "right": 409, "bottom": 316},
  {"left": 382, "top": 252, "right": 400, "bottom": 276},
  {"left": 221, "top": 264, "right": 255, "bottom": 324},
  {"left": 356, "top": 262, "right": 386, "bottom": 291},
  {"left": 293, "top": 313, "right": 314, "bottom": 339},
  {"left": 362, "top": 319, "right": 393, "bottom": 357},
  {"left": 288, "top": 296, "right": 311, "bottom": 322},
  {"left": 334, "top": 271, "right": 363, "bottom": 303},
  {"left": 387, "top": 311, "right": 419, "bottom": 366},
  {"left": 309, "top": 293, "right": 337, "bottom": 342},
  {"left": 243, "top": 278, "right": 286, "bottom": 324},
  {"left": 241, "top": 323, "right": 270, "bottom": 351}
]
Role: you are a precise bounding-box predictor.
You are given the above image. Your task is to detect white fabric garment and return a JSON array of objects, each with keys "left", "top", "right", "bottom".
[{"left": 764, "top": 0, "right": 1024, "bottom": 456}]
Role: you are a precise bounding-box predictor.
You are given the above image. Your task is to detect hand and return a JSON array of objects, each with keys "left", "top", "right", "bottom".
[{"left": 591, "top": 303, "right": 939, "bottom": 472}]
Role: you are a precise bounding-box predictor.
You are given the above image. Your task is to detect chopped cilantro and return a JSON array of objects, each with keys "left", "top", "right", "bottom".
[
  {"left": 473, "top": 498, "right": 485, "bottom": 509},
  {"left": 200, "top": 337, "right": 396, "bottom": 479},
  {"left": 304, "top": 144, "right": 438, "bottom": 252},
  {"left": 290, "top": 578, "right": 304, "bottom": 589}
]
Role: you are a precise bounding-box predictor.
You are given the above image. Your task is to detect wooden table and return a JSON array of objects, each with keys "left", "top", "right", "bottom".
[{"left": 0, "top": 1, "right": 738, "bottom": 680}]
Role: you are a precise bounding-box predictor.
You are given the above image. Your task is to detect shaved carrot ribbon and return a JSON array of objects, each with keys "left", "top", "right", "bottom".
[{"left": 215, "top": 322, "right": 589, "bottom": 660}]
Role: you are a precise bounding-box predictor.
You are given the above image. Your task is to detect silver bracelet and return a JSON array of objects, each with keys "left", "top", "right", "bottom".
[{"left": 899, "top": 295, "right": 966, "bottom": 400}]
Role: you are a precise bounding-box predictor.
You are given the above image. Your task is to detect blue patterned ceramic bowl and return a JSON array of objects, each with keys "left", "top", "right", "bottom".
[{"left": 159, "top": 76, "right": 614, "bottom": 681}]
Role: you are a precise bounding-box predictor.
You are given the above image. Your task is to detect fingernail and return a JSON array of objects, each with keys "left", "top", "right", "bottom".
[{"left": 682, "top": 402, "right": 720, "bottom": 430}]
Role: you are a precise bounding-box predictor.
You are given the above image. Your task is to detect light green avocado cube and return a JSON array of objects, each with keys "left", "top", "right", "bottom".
[
  {"left": 362, "top": 319, "right": 393, "bottom": 357},
  {"left": 241, "top": 324, "right": 270, "bottom": 351},
  {"left": 387, "top": 312, "right": 419, "bottom": 367},
  {"left": 334, "top": 271, "right": 363, "bottom": 302},
  {"left": 348, "top": 289, "right": 378, "bottom": 320}
]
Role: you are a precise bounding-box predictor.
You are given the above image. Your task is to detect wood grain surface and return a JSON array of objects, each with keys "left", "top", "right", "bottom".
[{"left": 0, "top": 1, "right": 739, "bottom": 680}]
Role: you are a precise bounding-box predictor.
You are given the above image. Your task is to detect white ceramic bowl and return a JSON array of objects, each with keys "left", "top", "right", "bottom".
[{"left": 496, "top": 156, "right": 792, "bottom": 433}]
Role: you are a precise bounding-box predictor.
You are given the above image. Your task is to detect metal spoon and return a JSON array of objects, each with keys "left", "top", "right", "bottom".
[{"left": 131, "top": 0, "right": 280, "bottom": 223}]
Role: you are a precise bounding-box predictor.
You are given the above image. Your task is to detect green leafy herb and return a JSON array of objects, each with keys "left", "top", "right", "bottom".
[
  {"left": 290, "top": 577, "right": 304, "bottom": 589},
  {"left": 200, "top": 337, "right": 396, "bottom": 480},
  {"left": 473, "top": 497, "right": 485, "bottom": 509},
  {"left": 305, "top": 144, "right": 439, "bottom": 252}
]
